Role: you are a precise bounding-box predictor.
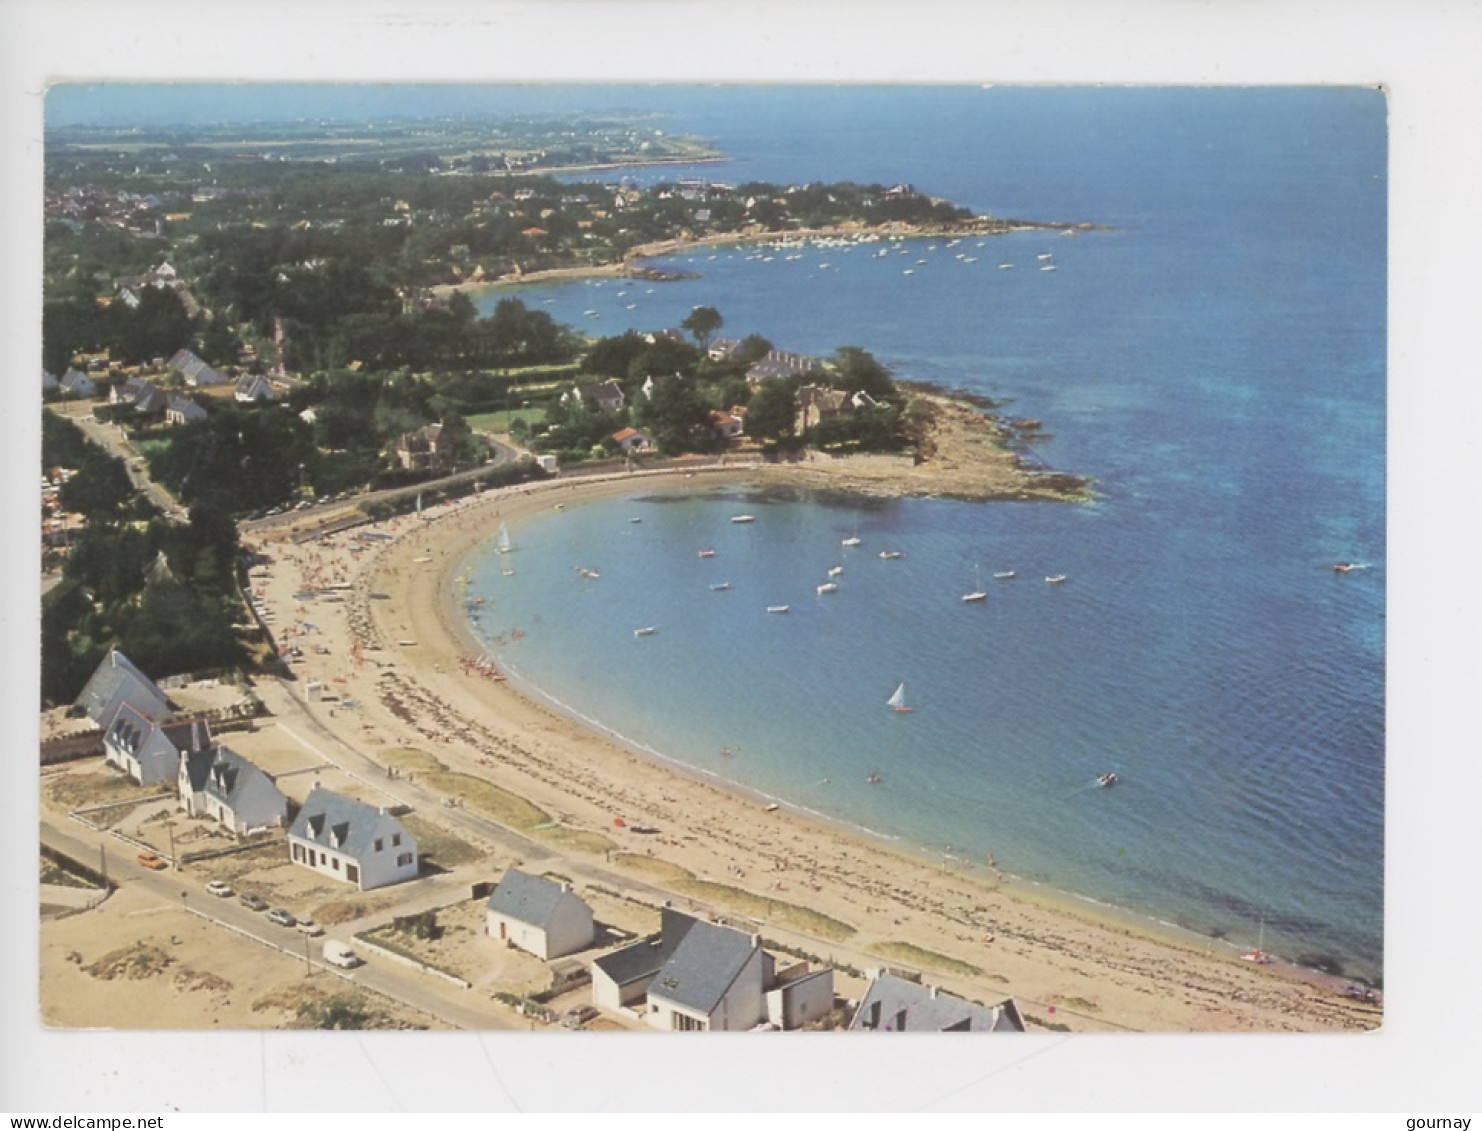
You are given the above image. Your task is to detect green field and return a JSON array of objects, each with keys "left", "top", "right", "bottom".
[{"left": 466, "top": 406, "right": 548, "bottom": 433}]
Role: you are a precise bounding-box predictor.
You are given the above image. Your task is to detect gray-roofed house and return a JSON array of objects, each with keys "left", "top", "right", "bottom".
[
  {"left": 179, "top": 744, "right": 288, "bottom": 836},
  {"left": 644, "top": 911, "right": 773, "bottom": 1031},
  {"left": 233, "top": 374, "right": 276, "bottom": 403},
  {"left": 103, "top": 704, "right": 211, "bottom": 787},
  {"left": 60, "top": 368, "right": 98, "bottom": 398},
  {"left": 847, "top": 971, "right": 1026, "bottom": 1033},
  {"left": 42, "top": 368, "right": 60, "bottom": 394},
  {"left": 485, "top": 868, "right": 595, "bottom": 960},
  {"left": 287, "top": 785, "right": 418, "bottom": 890},
  {"left": 167, "top": 349, "right": 227, "bottom": 388},
  {"left": 165, "top": 394, "right": 208, "bottom": 425},
  {"left": 560, "top": 380, "right": 625, "bottom": 414},
  {"left": 75, "top": 649, "right": 172, "bottom": 732}
]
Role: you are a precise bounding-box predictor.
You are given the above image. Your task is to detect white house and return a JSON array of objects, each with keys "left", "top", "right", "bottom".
[
  {"left": 75, "top": 649, "right": 172, "bottom": 732},
  {"left": 167, "top": 349, "right": 227, "bottom": 388},
  {"left": 848, "top": 971, "right": 1025, "bottom": 1033},
  {"left": 287, "top": 786, "right": 418, "bottom": 890},
  {"left": 179, "top": 744, "right": 288, "bottom": 836},
  {"left": 233, "top": 374, "right": 276, "bottom": 403},
  {"left": 610, "top": 427, "right": 652, "bottom": 454},
  {"left": 644, "top": 913, "right": 772, "bottom": 1031},
  {"left": 561, "top": 380, "right": 625, "bottom": 414},
  {"left": 103, "top": 705, "right": 211, "bottom": 787},
  {"left": 485, "top": 869, "right": 595, "bottom": 960},
  {"left": 591, "top": 908, "right": 777, "bottom": 1031}
]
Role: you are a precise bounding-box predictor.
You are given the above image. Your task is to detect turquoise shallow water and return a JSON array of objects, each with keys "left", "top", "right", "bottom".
[{"left": 458, "top": 87, "right": 1384, "bottom": 978}]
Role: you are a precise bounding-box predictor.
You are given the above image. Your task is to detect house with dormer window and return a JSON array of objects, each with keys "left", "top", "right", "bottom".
[
  {"left": 179, "top": 744, "right": 287, "bottom": 836},
  {"left": 287, "top": 786, "right": 418, "bottom": 890},
  {"left": 102, "top": 704, "right": 211, "bottom": 787}
]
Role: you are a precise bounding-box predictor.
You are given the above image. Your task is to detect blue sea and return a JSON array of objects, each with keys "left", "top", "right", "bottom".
[{"left": 450, "top": 87, "right": 1385, "bottom": 978}]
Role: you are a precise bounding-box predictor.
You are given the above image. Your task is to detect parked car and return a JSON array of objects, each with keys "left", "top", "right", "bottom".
[
  {"left": 239, "top": 892, "right": 268, "bottom": 912},
  {"left": 205, "top": 880, "right": 234, "bottom": 898},
  {"left": 296, "top": 917, "right": 323, "bottom": 937},
  {"left": 323, "top": 939, "right": 364, "bottom": 969},
  {"left": 561, "top": 1005, "right": 599, "bottom": 1030},
  {"left": 136, "top": 851, "right": 168, "bottom": 871},
  {"left": 266, "top": 908, "right": 297, "bottom": 928}
]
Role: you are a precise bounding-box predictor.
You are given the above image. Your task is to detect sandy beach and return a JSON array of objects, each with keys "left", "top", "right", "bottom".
[{"left": 243, "top": 451, "right": 1379, "bottom": 1034}]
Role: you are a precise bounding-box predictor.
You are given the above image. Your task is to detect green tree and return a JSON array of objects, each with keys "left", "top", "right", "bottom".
[
  {"left": 830, "top": 346, "right": 896, "bottom": 400},
  {"left": 744, "top": 378, "right": 799, "bottom": 445},
  {"left": 634, "top": 377, "right": 714, "bottom": 454},
  {"left": 681, "top": 305, "right": 723, "bottom": 349}
]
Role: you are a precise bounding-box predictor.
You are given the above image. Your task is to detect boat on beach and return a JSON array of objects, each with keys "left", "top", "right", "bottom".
[{"left": 887, "top": 683, "right": 914, "bottom": 713}]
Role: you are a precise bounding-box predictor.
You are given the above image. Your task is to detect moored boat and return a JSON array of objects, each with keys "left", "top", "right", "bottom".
[
  {"left": 816, "top": 582, "right": 838, "bottom": 595},
  {"left": 633, "top": 626, "right": 657, "bottom": 637},
  {"left": 766, "top": 605, "right": 791, "bottom": 614},
  {"left": 731, "top": 514, "right": 756, "bottom": 524}
]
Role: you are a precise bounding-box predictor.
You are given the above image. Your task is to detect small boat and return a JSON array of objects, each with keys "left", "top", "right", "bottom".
[
  {"left": 879, "top": 550, "right": 905, "bottom": 560},
  {"left": 709, "top": 582, "right": 732, "bottom": 591},
  {"left": 495, "top": 522, "right": 512, "bottom": 554},
  {"left": 962, "top": 564, "right": 988, "bottom": 603},
  {"left": 1045, "top": 574, "right": 1067, "bottom": 584},
  {"left": 766, "top": 605, "right": 791, "bottom": 614},
  {"left": 1333, "top": 562, "right": 1355, "bottom": 573},
  {"left": 1040, "top": 264, "right": 1057, "bottom": 272},
  {"left": 629, "top": 517, "right": 643, "bottom": 524},
  {"left": 816, "top": 582, "right": 838, "bottom": 595},
  {"left": 731, "top": 514, "right": 756, "bottom": 524},
  {"left": 827, "top": 565, "right": 844, "bottom": 577},
  {"left": 633, "top": 626, "right": 657, "bottom": 637},
  {"left": 1037, "top": 253, "right": 1054, "bottom": 260},
  {"left": 887, "top": 683, "right": 914, "bottom": 713},
  {"left": 577, "top": 567, "right": 600, "bottom": 580},
  {"left": 841, "top": 536, "right": 862, "bottom": 547},
  {"left": 1097, "top": 771, "right": 1118, "bottom": 788},
  {"left": 697, "top": 549, "right": 716, "bottom": 558},
  {"left": 866, "top": 773, "right": 882, "bottom": 785},
  {"left": 993, "top": 571, "right": 1016, "bottom": 580},
  {"left": 998, "top": 262, "right": 1014, "bottom": 270}
]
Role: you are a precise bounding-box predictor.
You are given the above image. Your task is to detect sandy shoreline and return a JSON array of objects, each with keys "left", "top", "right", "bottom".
[
  {"left": 435, "top": 219, "right": 1080, "bottom": 294},
  {"left": 246, "top": 460, "right": 1378, "bottom": 1033}
]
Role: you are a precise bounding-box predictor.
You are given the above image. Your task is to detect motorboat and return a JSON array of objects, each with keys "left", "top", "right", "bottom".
[
  {"left": 1097, "top": 772, "right": 1118, "bottom": 788},
  {"left": 633, "top": 626, "right": 657, "bottom": 637},
  {"left": 1045, "top": 574, "right": 1068, "bottom": 584},
  {"left": 731, "top": 515, "right": 756, "bottom": 524},
  {"left": 816, "top": 582, "right": 838, "bottom": 595},
  {"left": 993, "top": 571, "right": 1016, "bottom": 580},
  {"left": 842, "top": 536, "right": 862, "bottom": 547}
]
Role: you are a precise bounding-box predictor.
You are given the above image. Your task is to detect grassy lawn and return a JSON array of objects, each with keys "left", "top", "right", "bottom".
[
  {"left": 868, "top": 941, "right": 982, "bottom": 980},
  {"left": 466, "top": 406, "right": 548, "bottom": 433},
  {"left": 379, "top": 747, "right": 615, "bottom": 854},
  {"left": 610, "top": 853, "right": 856, "bottom": 942},
  {"left": 397, "top": 814, "right": 485, "bottom": 869}
]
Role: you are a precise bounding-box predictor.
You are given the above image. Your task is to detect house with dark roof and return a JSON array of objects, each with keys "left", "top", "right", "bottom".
[
  {"left": 485, "top": 868, "right": 595, "bottom": 960},
  {"left": 287, "top": 786, "right": 418, "bottom": 890},
  {"left": 165, "top": 394, "right": 207, "bottom": 425},
  {"left": 60, "top": 368, "right": 98, "bottom": 398},
  {"left": 167, "top": 349, "right": 227, "bottom": 388},
  {"left": 75, "top": 649, "right": 172, "bottom": 732},
  {"left": 233, "top": 374, "right": 276, "bottom": 403},
  {"left": 42, "top": 368, "right": 60, "bottom": 394},
  {"left": 179, "top": 744, "right": 287, "bottom": 836},
  {"left": 591, "top": 907, "right": 782, "bottom": 1031},
  {"left": 847, "top": 971, "right": 1025, "bottom": 1033},
  {"left": 103, "top": 705, "right": 211, "bottom": 787},
  {"left": 561, "top": 380, "right": 625, "bottom": 414},
  {"left": 395, "top": 423, "right": 455, "bottom": 471}
]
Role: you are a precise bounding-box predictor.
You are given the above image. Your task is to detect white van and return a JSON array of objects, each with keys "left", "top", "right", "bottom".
[{"left": 323, "top": 939, "right": 364, "bottom": 969}]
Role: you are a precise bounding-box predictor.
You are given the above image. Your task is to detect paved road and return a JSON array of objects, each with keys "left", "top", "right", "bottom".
[{"left": 39, "top": 814, "right": 520, "bottom": 1031}]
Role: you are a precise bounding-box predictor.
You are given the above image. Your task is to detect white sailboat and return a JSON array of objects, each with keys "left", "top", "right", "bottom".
[
  {"left": 887, "top": 683, "right": 914, "bottom": 713},
  {"left": 962, "top": 564, "right": 988, "bottom": 603},
  {"left": 496, "top": 522, "right": 513, "bottom": 554},
  {"left": 841, "top": 536, "right": 861, "bottom": 547}
]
